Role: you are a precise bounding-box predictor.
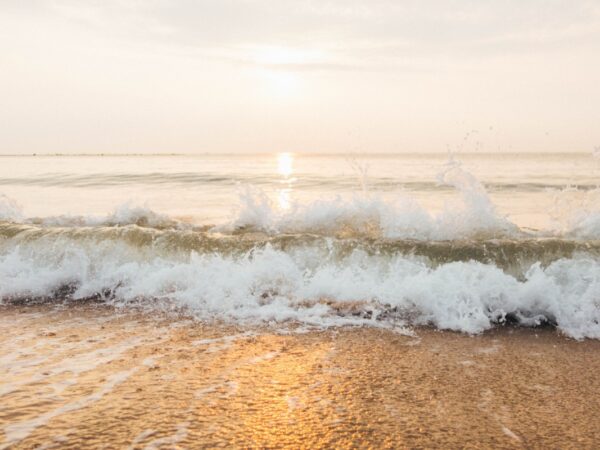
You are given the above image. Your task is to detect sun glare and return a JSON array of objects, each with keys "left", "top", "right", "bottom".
[
  {"left": 277, "top": 152, "right": 294, "bottom": 178},
  {"left": 277, "top": 152, "right": 294, "bottom": 209}
]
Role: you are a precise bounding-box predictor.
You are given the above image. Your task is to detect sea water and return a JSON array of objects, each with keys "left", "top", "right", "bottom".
[{"left": 2, "top": 152, "right": 600, "bottom": 338}]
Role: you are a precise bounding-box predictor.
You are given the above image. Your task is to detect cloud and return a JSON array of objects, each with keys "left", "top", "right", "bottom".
[{"left": 5, "top": 0, "right": 600, "bottom": 71}]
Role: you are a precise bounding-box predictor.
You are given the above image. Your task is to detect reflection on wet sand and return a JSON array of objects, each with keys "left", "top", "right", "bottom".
[{"left": 1, "top": 305, "right": 600, "bottom": 449}]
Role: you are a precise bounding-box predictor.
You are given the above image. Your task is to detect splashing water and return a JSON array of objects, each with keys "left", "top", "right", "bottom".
[{"left": 2, "top": 153, "right": 600, "bottom": 338}]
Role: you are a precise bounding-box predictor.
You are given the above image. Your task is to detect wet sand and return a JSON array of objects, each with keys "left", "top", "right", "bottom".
[{"left": 1, "top": 305, "right": 600, "bottom": 449}]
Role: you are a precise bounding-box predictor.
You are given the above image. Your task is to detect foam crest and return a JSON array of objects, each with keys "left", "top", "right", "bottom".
[
  {"left": 44, "top": 202, "right": 180, "bottom": 229},
  {"left": 2, "top": 236, "right": 600, "bottom": 339},
  {"left": 223, "top": 161, "right": 517, "bottom": 239},
  {"left": 0, "top": 195, "right": 23, "bottom": 222},
  {"left": 2, "top": 158, "right": 600, "bottom": 239},
  {"left": 549, "top": 186, "right": 600, "bottom": 238},
  {"left": 0, "top": 198, "right": 183, "bottom": 230},
  {"left": 434, "top": 160, "right": 517, "bottom": 238}
]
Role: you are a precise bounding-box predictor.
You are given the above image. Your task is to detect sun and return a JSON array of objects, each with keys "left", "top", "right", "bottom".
[{"left": 249, "top": 46, "right": 323, "bottom": 97}]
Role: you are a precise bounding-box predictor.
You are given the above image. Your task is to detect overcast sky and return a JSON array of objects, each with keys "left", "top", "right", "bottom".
[{"left": 1, "top": 0, "right": 600, "bottom": 154}]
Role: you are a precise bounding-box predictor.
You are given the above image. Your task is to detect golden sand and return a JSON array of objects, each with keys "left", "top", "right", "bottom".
[{"left": 1, "top": 305, "right": 599, "bottom": 449}]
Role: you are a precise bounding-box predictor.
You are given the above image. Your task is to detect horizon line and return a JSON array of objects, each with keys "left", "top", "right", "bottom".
[{"left": 0, "top": 150, "right": 595, "bottom": 157}]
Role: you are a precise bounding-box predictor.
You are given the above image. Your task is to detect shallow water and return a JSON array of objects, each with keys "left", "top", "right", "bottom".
[{"left": 1, "top": 305, "right": 599, "bottom": 449}]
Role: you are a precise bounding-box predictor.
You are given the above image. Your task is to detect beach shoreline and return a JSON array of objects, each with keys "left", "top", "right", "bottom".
[{"left": 1, "top": 304, "right": 599, "bottom": 449}]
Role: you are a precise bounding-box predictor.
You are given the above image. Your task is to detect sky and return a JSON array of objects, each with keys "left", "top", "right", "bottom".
[{"left": 1, "top": 0, "right": 600, "bottom": 154}]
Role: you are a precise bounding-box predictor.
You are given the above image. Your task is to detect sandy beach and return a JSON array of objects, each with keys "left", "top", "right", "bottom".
[{"left": 1, "top": 304, "right": 599, "bottom": 449}]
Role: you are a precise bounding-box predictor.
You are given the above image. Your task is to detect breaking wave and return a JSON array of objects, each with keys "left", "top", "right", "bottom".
[
  {"left": 1, "top": 228, "right": 600, "bottom": 339},
  {"left": 2, "top": 159, "right": 600, "bottom": 338}
]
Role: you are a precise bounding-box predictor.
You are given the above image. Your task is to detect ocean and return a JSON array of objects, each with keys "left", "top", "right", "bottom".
[
  {"left": 1, "top": 152, "right": 600, "bottom": 338},
  {"left": 3, "top": 152, "right": 600, "bottom": 448}
]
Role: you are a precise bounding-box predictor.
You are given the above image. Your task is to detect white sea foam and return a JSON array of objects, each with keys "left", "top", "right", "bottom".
[
  {"left": 39, "top": 202, "right": 180, "bottom": 229},
  {"left": 0, "top": 195, "right": 23, "bottom": 222},
  {"left": 218, "top": 155, "right": 600, "bottom": 239},
  {"left": 221, "top": 160, "right": 517, "bottom": 239},
  {"left": 2, "top": 160, "right": 600, "bottom": 338},
  {"left": 1, "top": 236, "right": 600, "bottom": 339},
  {"left": 1, "top": 157, "right": 600, "bottom": 239}
]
